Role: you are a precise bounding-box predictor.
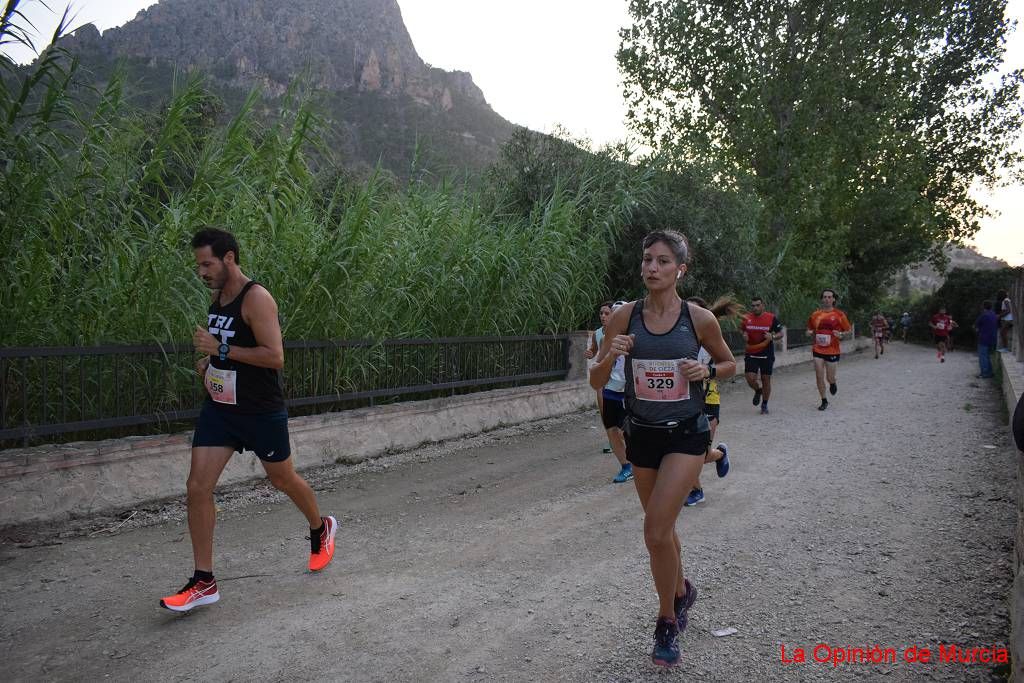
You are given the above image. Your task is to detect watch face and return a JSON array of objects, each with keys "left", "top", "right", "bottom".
[{"left": 218, "top": 343, "right": 229, "bottom": 354}]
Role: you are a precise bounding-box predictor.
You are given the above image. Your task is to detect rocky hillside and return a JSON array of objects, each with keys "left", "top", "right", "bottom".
[
  {"left": 61, "top": 0, "right": 514, "bottom": 176},
  {"left": 893, "top": 244, "right": 1009, "bottom": 296}
]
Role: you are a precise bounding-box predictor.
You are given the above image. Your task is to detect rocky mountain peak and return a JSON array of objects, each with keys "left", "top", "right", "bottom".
[{"left": 66, "top": 0, "right": 489, "bottom": 110}]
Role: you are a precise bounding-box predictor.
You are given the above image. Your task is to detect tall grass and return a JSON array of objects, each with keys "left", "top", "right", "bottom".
[{"left": 0, "top": 9, "right": 637, "bottom": 346}]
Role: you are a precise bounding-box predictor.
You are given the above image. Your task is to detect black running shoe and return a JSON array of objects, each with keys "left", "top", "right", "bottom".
[
  {"left": 818, "top": 398, "right": 829, "bottom": 411},
  {"left": 651, "top": 617, "right": 680, "bottom": 667},
  {"left": 674, "top": 578, "right": 698, "bottom": 631},
  {"left": 752, "top": 387, "right": 762, "bottom": 406},
  {"left": 829, "top": 382, "right": 837, "bottom": 396}
]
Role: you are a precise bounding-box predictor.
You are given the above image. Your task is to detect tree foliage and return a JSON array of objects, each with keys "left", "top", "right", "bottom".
[
  {"left": 618, "top": 0, "right": 1024, "bottom": 311},
  {"left": 484, "top": 128, "right": 772, "bottom": 318}
]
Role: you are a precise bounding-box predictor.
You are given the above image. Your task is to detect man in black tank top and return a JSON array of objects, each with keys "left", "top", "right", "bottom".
[{"left": 160, "top": 228, "right": 337, "bottom": 613}]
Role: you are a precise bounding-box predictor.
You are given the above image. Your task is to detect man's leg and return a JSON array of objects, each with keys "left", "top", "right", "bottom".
[
  {"left": 262, "top": 458, "right": 322, "bottom": 527},
  {"left": 761, "top": 374, "right": 773, "bottom": 403},
  {"left": 187, "top": 446, "right": 235, "bottom": 572},
  {"left": 744, "top": 371, "right": 760, "bottom": 392},
  {"left": 813, "top": 358, "right": 827, "bottom": 399},
  {"left": 825, "top": 360, "right": 838, "bottom": 388}
]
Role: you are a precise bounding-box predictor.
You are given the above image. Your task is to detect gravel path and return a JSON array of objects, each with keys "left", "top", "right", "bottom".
[{"left": 0, "top": 342, "right": 1015, "bottom": 682}]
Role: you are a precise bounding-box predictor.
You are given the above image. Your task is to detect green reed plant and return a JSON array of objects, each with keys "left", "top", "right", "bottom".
[{"left": 0, "top": 10, "right": 637, "bottom": 347}]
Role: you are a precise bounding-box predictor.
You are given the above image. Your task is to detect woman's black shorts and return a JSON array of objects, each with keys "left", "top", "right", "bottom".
[
  {"left": 704, "top": 403, "right": 720, "bottom": 422},
  {"left": 813, "top": 351, "right": 841, "bottom": 363},
  {"left": 625, "top": 415, "right": 710, "bottom": 469},
  {"left": 600, "top": 389, "right": 626, "bottom": 429}
]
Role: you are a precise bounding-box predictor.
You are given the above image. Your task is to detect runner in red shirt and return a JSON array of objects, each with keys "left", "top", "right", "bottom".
[
  {"left": 740, "top": 297, "right": 784, "bottom": 415},
  {"left": 806, "top": 289, "right": 853, "bottom": 411},
  {"left": 929, "top": 306, "right": 958, "bottom": 363},
  {"left": 869, "top": 311, "right": 889, "bottom": 359}
]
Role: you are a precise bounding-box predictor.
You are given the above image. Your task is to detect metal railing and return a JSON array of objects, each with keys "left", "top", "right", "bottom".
[{"left": 0, "top": 335, "right": 570, "bottom": 446}]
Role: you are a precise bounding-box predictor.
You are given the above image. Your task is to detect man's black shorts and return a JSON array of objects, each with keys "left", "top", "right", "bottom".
[
  {"left": 933, "top": 335, "right": 950, "bottom": 345},
  {"left": 744, "top": 355, "right": 774, "bottom": 376},
  {"left": 703, "top": 403, "right": 721, "bottom": 422},
  {"left": 812, "top": 351, "right": 841, "bottom": 363},
  {"left": 625, "top": 415, "right": 710, "bottom": 469},
  {"left": 192, "top": 402, "right": 291, "bottom": 462}
]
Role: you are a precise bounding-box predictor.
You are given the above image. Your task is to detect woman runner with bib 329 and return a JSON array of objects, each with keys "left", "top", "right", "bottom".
[{"left": 590, "top": 230, "right": 736, "bottom": 667}]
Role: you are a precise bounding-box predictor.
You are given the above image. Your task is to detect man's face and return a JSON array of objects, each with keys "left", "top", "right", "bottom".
[
  {"left": 821, "top": 291, "right": 835, "bottom": 307},
  {"left": 751, "top": 300, "right": 764, "bottom": 315},
  {"left": 194, "top": 246, "right": 228, "bottom": 290}
]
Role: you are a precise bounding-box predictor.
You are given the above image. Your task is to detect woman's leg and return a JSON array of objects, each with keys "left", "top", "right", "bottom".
[{"left": 633, "top": 454, "right": 704, "bottom": 618}]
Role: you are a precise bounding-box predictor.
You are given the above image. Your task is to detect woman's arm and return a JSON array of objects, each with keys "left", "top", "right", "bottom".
[{"left": 590, "top": 304, "right": 635, "bottom": 390}]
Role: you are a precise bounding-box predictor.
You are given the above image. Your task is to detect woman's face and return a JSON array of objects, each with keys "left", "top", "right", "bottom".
[
  {"left": 599, "top": 306, "right": 612, "bottom": 325},
  {"left": 641, "top": 240, "right": 684, "bottom": 292}
]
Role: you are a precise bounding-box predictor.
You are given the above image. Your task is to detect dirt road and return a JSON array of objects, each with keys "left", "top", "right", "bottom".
[{"left": 0, "top": 343, "right": 1015, "bottom": 682}]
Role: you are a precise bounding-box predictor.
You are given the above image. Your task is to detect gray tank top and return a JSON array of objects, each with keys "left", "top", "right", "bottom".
[{"left": 624, "top": 299, "right": 705, "bottom": 424}]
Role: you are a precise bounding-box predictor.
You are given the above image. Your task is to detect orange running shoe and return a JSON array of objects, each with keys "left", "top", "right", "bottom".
[
  {"left": 160, "top": 577, "right": 219, "bottom": 612},
  {"left": 309, "top": 515, "right": 337, "bottom": 572}
]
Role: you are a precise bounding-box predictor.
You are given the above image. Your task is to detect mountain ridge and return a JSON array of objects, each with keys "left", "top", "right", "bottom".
[{"left": 60, "top": 0, "right": 514, "bottom": 176}]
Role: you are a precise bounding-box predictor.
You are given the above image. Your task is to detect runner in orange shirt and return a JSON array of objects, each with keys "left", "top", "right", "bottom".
[
  {"left": 806, "top": 289, "right": 853, "bottom": 411},
  {"left": 739, "top": 297, "right": 784, "bottom": 415}
]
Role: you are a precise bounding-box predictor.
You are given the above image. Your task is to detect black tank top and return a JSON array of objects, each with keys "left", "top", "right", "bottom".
[
  {"left": 206, "top": 281, "right": 285, "bottom": 414},
  {"left": 623, "top": 299, "right": 705, "bottom": 424}
]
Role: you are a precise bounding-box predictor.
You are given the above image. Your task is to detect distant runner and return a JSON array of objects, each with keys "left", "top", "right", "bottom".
[
  {"left": 929, "top": 306, "right": 957, "bottom": 363},
  {"left": 806, "top": 289, "right": 852, "bottom": 411},
  {"left": 870, "top": 311, "right": 889, "bottom": 359},
  {"left": 585, "top": 302, "right": 616, "bottom": 455},
  {"left": 899, "top": 312, "right": 912, "bottom": 342},
  {"left": 683, "top": 296, "right": 736, "bottom": 507},
  {"left": 590, "top": 301, "right": 634, "bottom": 483},
  {"left": 160, "top": 227, "right": 337, "bottom": 613},
  {"left": 739, "top": 296, "right": 784, "bottom": 415}
]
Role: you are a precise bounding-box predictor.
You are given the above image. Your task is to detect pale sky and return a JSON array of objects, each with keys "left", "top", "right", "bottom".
[{"left": 7, "top": 0, "right": 1023, "bottom": 265}]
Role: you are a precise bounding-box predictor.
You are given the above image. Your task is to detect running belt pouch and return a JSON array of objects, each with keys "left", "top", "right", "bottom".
[{"left": 628, "top": 414, "right": 709, "bottom": 434}]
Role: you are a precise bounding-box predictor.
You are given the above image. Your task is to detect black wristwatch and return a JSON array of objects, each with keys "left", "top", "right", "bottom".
[
  {"left": 218, "top": 342, "right": 230, "bottom": 361},
  {"left": 707, "top": 365, "right": 717, "bottom": 379}
]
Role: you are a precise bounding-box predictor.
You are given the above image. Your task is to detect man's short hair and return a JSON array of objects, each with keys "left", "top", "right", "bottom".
[{"left": 192, "top": 227, "right": 240, "bottom": 264}]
